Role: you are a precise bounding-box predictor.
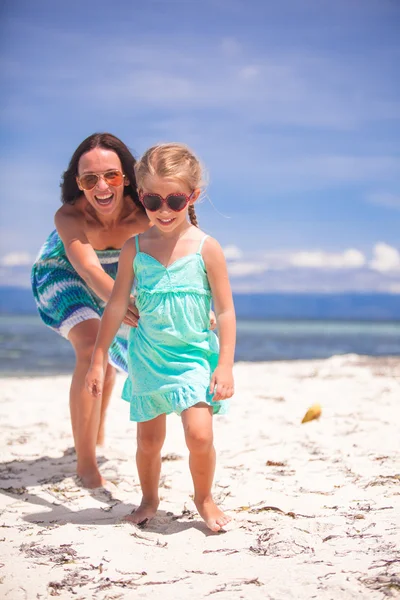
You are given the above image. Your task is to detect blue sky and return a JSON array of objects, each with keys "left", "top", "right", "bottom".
[{"left": 0, "top": 0, "right": 399, "bottom": 292}]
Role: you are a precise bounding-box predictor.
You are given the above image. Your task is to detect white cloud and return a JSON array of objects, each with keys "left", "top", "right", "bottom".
[
  {"left": 255, "top": 248, "right": 366, "bottom": 270},
  {"left": 265, "top": 156, "right": 399, "bottom": 187},
  {"left": 238, "top": 66, "right": 259, "bottom": 80},
  {"left": 4, "top": 21, "right": 399, "bottom": 132},
  {"left": 387, "top": 283, "right": 400, "bottom": 294},
  {"left": 223, "top": 245, "right": 243, "bottom": 260},
  {"left": 368, "top": 192, "right": 400, "bottom": 210},
  {"left": 220, "top": 37, "right": 242, "bottom": 57},
  {"left": 228, "top": 262, "right": 267, "bottom": 277},
  {"left": 227, "top": 247, "right": 367, "bottom": 277},
  {"left": 369, "top": 243, "right": 400, "bottom": 272},
  {"left": 1, "top": 17, "right": 399, "bottom": 279},
  {"left": 288, "top": 249, "right": 366, "bottom": 269},
  {"left": 0, "top": 252, "right": 33, "bottom": 267}
]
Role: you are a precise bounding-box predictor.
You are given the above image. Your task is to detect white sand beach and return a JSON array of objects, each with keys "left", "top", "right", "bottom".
[{"left": 1, "top": 355, "right": 399, "bottom": 599}]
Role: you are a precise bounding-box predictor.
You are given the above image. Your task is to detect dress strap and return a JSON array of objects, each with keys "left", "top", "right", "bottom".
[
  {"left": 197, "top": 235, "right": 209, "bottom": 255},
  {"left": 135, "top": 235, "right": 140, "bottom": 253}
]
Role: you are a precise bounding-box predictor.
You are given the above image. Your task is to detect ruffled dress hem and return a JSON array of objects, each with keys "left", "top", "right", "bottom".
[{"left": 121, "top": 380, "right": 228, "bottom": 422}]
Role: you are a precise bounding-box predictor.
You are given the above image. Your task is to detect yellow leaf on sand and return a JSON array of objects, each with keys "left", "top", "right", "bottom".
[{"left": 301, "top": 403, "right": 322, "bottom": 424}]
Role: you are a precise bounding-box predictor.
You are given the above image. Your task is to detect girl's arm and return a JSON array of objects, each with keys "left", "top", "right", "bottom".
[
  {"left": 55, "top": 208, "right": 138, "bottom": 327},
  {"left": 86, "top": 238, "right": 136, "bottom": 397},
  {"left": 203, "top": 237, "right": 236, "bottom": 401}
]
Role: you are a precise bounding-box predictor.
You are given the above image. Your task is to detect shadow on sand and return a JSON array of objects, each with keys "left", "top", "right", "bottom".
[{"left": 0, "top": 448, "right": 219, "bottom": 535}]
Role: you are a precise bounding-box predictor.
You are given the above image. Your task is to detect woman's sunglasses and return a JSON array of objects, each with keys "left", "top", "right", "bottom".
[
  {"left": 139, "top": 191, "right": 193, "bottom": 212},
  {"left": 77, "top": 169, "right": 125, "bottom": 191}
]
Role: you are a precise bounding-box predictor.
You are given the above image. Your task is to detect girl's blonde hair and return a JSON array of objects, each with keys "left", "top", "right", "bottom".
[{"left": 135, "top": 143, "right": 205, "bottom": 227}]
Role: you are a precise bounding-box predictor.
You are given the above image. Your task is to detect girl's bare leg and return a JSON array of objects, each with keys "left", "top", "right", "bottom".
[
  {"left": 68, "top": 319, "right": 115, "bottom": 488},
  {"left": 182, "top": 403, "right": 231, "bottom": 532},
  {"left": 124, "top": 414, "right": 166, "bottom": 525}
]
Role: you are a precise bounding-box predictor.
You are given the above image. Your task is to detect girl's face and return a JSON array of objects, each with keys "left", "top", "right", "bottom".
[
  {"left": 140, "top": 176, "right": 200, "bottom": 232},
  {"left": 77, "top": 148, "right": 128, "bottom": 216}
]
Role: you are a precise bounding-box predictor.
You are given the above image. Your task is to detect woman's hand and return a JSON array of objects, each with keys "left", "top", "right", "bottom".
[
  {"left": 123, "top": 296, "right": 139, "bottom": 327},
  {"left": 85, "top": 363, "right": 105, "bottom": 398},
  {"left": 209, "top": 365, "right": 234, "bottom": 401},
  {"left": 209, "top": 310, "right": 217, "bottom": 330}
]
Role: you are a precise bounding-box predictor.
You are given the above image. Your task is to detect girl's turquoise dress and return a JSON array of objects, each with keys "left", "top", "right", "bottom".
[{"left": 122, "top": 235, "right": 228, "bottom": 422}]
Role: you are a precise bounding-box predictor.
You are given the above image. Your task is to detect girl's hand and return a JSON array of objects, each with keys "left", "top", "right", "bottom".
[
  {"left": 209, "top": 365, "right": 234, "bottom": 401},
  {"left": 123, "top": 296, "right": 139, "bottom": 328},
  {"left": 209, "top": 310, "right": 217, "bottom": 330},
  {"left": 85, "top": 364, "right": 105, "bottom": 398}
]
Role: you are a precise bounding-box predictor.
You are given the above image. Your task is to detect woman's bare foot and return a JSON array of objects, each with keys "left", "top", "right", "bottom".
[
  {"left": 195, "top": 496, "right": 231, "bottom": 532},
  {"left": 76, "top": 469, "right": 106, "bottom": 489},
  {"left": 123, "top": 498, "right": 159, "bottom": 526}
]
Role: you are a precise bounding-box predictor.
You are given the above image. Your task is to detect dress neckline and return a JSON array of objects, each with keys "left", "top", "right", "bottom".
[{"left": 136, "top": 251, "right": 203, "bottom": 271}]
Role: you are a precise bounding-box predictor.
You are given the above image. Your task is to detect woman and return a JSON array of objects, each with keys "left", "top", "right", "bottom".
[{"left": 32, "top": 133, "right": 150, "bottom": 488}]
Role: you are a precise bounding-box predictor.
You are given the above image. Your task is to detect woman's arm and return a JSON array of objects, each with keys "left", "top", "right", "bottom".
[
  {"left": 86, "top": 238, "right": 136, "bottom": 397},
  {"left": 55, "top": 208, "right": 138, "bottom": 326},
  {"left": 55, "top": 209, "right": 116, "bottom": 303},
  {"left": 203, "top": 237, "right": 236, "bottom": 401}
]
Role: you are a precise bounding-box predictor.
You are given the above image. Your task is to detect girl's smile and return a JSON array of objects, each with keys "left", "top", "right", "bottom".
[{"left": 157, "top": 216, "right": 176, "bottom": 226}]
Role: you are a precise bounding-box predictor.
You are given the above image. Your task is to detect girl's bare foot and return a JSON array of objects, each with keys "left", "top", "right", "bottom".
[
  {"left": 123, "top": 498, "right": 159, "bottom": 526},
  {"left": 195, "top": 496, "right": 231, "bottom": 532},
  {"left": 76, "top": 469, "right": 106, "bottom": 489}
]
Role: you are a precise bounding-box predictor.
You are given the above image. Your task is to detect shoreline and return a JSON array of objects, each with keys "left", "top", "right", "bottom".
[
  {"left": 1, "top": 355, "right": 399, "bottom": 599},
  {"left": 1, "top": 353, "right": 400, "bottom": 379}
]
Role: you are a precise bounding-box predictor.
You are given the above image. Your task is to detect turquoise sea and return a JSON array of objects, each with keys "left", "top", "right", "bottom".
[{"left": 1, "top": 314, "right": 399, "bottom": 376}]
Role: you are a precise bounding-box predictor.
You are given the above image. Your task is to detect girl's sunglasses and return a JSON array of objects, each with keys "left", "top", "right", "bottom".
[
  {"left": 77, "top": 169, "right": 125, "bottom": 191},
  {"left": 139, "top": 191, "right": 193, "bottom": 212}
]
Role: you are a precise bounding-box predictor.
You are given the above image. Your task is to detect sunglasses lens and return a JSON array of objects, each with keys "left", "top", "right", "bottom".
[
  {"left": 142, "top": 194, "right": 162, "bottom": 211},
  {"left": 79, "top": 170, "right": 124, "bottom": 191},
  {"left": 167, "top": 194, "right": 188, "bottom": 211},
  {"left": 79, "top": 174, "right": 98, "bottom": 190},
  {"left": 104, "top": 170, "right": 124, "bottom": 186}
]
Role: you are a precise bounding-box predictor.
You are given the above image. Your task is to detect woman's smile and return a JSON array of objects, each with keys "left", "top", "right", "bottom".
[{"left": 94, "top": 192, "right": 114, "bottom": 207}]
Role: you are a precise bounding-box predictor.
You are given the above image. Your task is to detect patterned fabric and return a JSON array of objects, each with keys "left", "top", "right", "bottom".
[
  {"left": 122, "top": 234, "right": 228, "bottom": 422},
  {"left": 31, "top": 229, "right": 129, "bottom": 372}
]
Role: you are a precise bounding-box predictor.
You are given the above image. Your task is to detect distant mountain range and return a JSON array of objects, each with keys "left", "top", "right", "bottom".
[{"left": 1, "top": 286, "right": 399, "bottom": 320}]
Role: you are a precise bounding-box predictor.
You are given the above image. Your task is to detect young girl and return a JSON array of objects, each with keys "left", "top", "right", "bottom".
[{"left": 86, "top": 143, "right": 236, "bottom": 532}]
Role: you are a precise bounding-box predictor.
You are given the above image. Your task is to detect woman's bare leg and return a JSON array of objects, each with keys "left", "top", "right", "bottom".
[
  {"left": 182, "top": 403, "right": 231, "bottom": 532},
  {"left": 124, "top": 414, "right": 166, "bottom": 525},
  {"left": 68, "top": 319, "right": 115, "bottom": 488},
  {"left": 97, "top": 363, "right": 116, "bottom": 446}
]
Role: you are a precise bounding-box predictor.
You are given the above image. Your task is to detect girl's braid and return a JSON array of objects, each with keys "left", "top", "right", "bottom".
[{"left": 188, "top": 204, "right": 199, "bottom": 227}]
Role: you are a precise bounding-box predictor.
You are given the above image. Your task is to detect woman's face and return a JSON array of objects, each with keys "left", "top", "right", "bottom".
[{"left": 77, "top": 148, "right": 128, "bottom": 216}]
